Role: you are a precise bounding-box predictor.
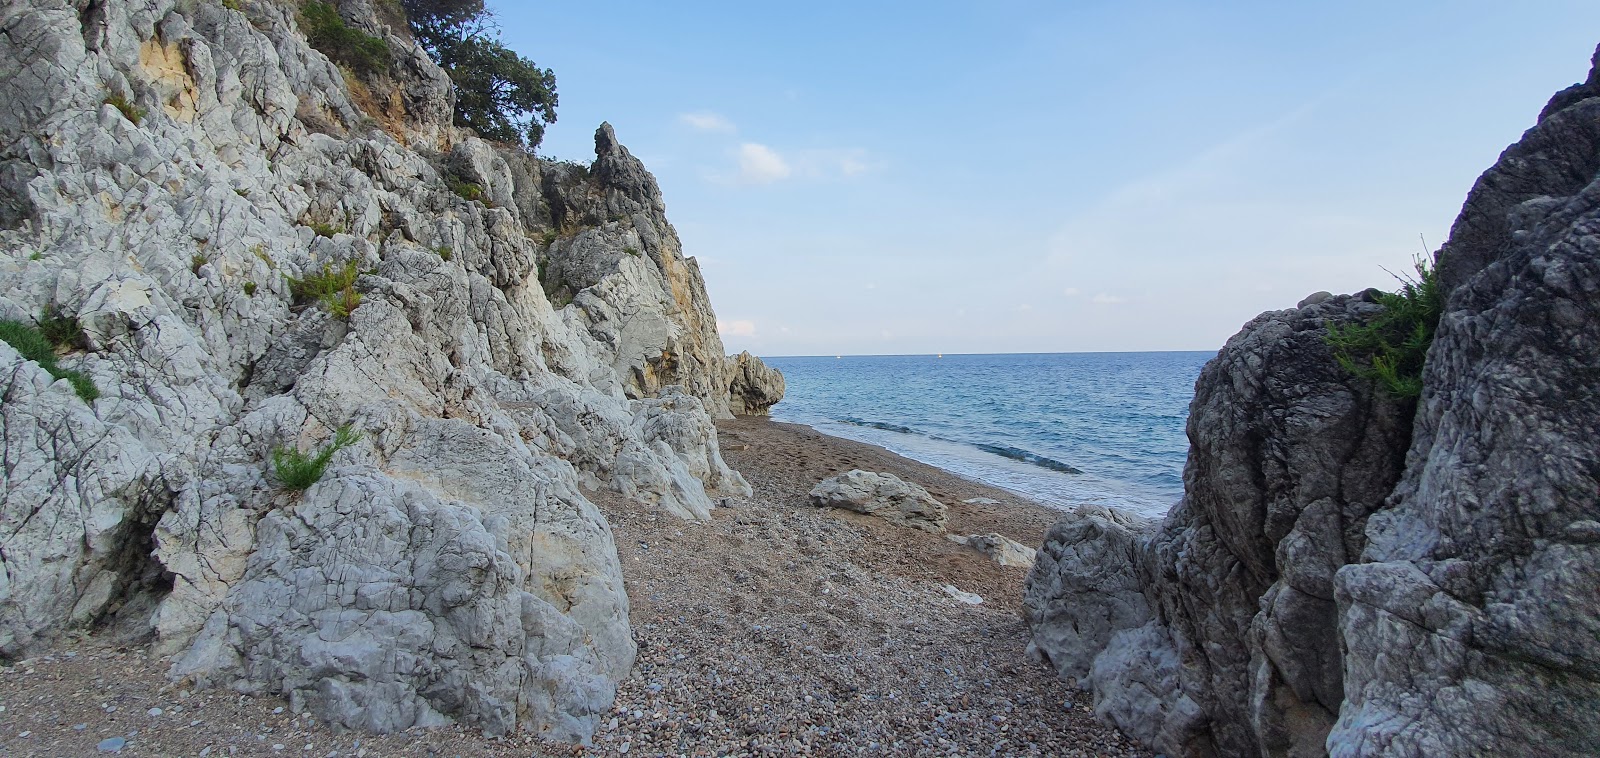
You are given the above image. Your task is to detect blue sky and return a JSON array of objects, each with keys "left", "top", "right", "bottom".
[{"left": 495, "top": 1, "right": 1600, "bottom": 356}]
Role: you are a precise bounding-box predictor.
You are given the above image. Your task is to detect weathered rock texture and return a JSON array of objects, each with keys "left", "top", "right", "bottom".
[
  {"left": 0, "top": 0, "right": 757, "bottom": 743},
  {"left": 809, "top": 470, "right": 949, "bottom": 532},
  {"left": 726, "top": 350, "right": 785, "bottom": 416},
  {"left": 1025, "top": 45, "right": 1600, "bottom": 758}
]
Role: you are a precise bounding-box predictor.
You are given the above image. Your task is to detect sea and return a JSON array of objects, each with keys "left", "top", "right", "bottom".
[{"left": 763, "top": 351, "right": 1216, "bottom": 520}]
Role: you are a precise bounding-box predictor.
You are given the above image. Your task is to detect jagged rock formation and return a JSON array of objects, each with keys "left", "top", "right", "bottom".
[
  {"left": 726, "top": 350, "right": 784, "bottom": 415},
  {"left": 1025, "top": 45, "right": 1600, "bottom": 757},
  {"left": 0, "top": 0, "right": 759, "bottom": 743},
  {"left": 809, "top": 470, "right": 949, "bottom": 532}
]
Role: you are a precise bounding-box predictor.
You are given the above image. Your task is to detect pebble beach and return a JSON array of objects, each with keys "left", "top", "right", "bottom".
[{"left": 0, "top": 418, "right": 1149, "bottom": 757}]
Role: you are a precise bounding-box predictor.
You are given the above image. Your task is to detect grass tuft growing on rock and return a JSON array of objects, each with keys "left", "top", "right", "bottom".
[
  {"left": 446, "top": 178, "right": 485, "bottom": 204},
  {"left": 37, "top": 306, "right": 88, "bottom": 352},
  {"left": 272, "top": 425, "right": 361, "bottom": 491},
  {"left": 1325, "top": 255, "right": 1443, "bottom": 398},
  {"left": 287, "top": 261, "right": 363, "bottom": 318},
  {"left": 103, "top": 93, "right": 144, "bottom": 125},
  {"left": 0, "top": 319, "right": 98, "bottom": 402},
  {"left": 300, "top": 2, "right": 390, "bottom": 76}
]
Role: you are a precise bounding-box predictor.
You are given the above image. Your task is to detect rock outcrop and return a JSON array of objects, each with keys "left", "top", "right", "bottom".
[
  {"left": 726, "top": 350, "right": 785, "bottom": 416},
  {"left": 1025, "top": 45, "right": 1600, "bottom": 757},
  {"left": 809, "top": 470, "right": 949, "bottom": 532},
  {"left": 0, "top": 0, "right": 751, "bottom": 743}
]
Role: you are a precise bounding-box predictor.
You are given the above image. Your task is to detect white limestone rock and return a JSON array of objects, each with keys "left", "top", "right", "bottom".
[
  {"left": 809, "top": 470, "right": 948, "bottom": 533},
  {"left": 0, "top": 0, "right": 756, "bottom": 744}
]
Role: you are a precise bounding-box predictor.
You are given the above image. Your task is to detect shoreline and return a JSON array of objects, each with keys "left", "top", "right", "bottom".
[
  {"left": 0, "top": 418, "right": 1148, "bottom": 757},
  {"left": 771, "top": 413, "right": 1177, "bottom": 521}
]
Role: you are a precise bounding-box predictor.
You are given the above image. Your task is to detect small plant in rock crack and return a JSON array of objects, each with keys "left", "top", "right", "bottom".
[
  {"left": 1325, "top": 254, "right": 1443, "bottom": 399},
  {"left": 272, "top": 425, "right": 361, "bottom": 491},
  {"left": 287, "top": 261, "right": 363, "bottom": 318},
  {"left": 0, "top": 319, "right": 98, "bottom": 402},
  {"left": 103, "top": 92, "right": 144, "bottom": 125}
]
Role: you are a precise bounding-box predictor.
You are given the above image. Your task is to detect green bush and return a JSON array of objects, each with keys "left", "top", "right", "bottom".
[
  {"left": 272, "top": 425, "right": 361, "bottom": 490},
  {"left": 446, "top": 177, "right": 485, "bottom": 203},
  {"left": 309, "top": 221, "right": 342, "bottom": 238},
  {"left": 301, "top": 2, "right": 390, "bottom": 76},
  {"left": 243, "top": 281, "right": 258, "bottom": 296},
  {"left": 623, "top": 246, "right": 640, "bottom": 257},
  {"left": 1325, "top": 256, "right": 1443, "bottom": 398},
  {"left": 434, "top": 245, "right": 453, "bottom": 261},
  {"left": 0, "top": 319, "right": 98, "bottom": 402},
  {"left": 287, "top": 261, "right": 363, "bottom": 318}
]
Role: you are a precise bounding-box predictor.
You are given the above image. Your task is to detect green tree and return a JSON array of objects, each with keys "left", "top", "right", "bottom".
[{"left": 400, "top": 0, "right": 557, "bottom": 150}]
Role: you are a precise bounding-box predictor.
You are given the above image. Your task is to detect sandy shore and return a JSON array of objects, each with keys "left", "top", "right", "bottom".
[{"left": 0, "top": 418, "right": 1147, "bottom": 757}]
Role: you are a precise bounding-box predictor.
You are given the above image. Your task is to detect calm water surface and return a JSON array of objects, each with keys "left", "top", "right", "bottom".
[{"left": 764, "top": 351, "right": 1214, "bottom": 519}]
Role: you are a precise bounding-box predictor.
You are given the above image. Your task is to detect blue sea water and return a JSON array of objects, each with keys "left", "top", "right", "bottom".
[{"left": 764, "top": 351, "right": 1215, "bottom": 519}]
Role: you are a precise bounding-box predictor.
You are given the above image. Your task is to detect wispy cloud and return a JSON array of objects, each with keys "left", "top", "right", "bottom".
[
  {"left": 717, "top": 319, "right": 757, "bottom": 337},
  {"left": 1091, "top": 293, "right": 1125, "bottom": 304},
  {"left": 737, "top": 143, "right": 792, "bottom": 184},
  {"left": 680, "top": 112, "right": 736, "bottom": 133}
]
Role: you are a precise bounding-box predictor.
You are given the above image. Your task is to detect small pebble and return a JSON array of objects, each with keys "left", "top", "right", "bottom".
[
  {"left": 18, "top": 730, "right": 30, "bottom": 737},
  {"left": 97, "top": 736, "right": 127, "bottom": 753},
  {"left": 148, "top": 706, "right": 163, "bottom": 716}
]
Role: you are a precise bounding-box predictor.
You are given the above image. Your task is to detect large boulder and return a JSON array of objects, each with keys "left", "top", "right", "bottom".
[
  {"left": 726, "top": 351, "right": 785, "bottom": 416},
  {"left": 809, "top": 470, "right": 948, "bottom": 532},
  {"left": 1024, "top": 44, "right": 1600, "bottom": 758},
  {"left": 1329, "top": 45, "right": 1600, "bottom": 758}
]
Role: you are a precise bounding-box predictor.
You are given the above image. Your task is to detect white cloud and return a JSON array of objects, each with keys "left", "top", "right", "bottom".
[
  {"left": 1092, "top": 293, "right": 1126, "bottom": 304},
  {"left": 679, "top": 112, "right": 736, "bottom": 133},
  {"left": 736, "top": 143, "right": 791, "bottom": 184},
  {"left": 717, "top": 319, "right": 757, "bottom": 337},
  {"left": 1062, "top": 287, "right": 1081, "bottom": 297}
]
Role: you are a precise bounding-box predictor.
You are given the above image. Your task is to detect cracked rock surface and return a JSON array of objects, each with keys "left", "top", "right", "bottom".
[
  {"left": 0, "top": 0, "right": 765, "bottom": 743},
  {"left": 1024, "top": 44, "right": 1600, "bottom": 758}
]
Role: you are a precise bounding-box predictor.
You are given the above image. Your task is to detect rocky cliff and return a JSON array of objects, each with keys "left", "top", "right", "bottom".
[
  {"left": 1025, "top": 45, "right": 1600, "bottom": 757},
  {"left": 0, "top": 0, "right": 775, "bottom": 743}
]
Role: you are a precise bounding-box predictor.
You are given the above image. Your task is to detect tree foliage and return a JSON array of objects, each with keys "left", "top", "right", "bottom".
[
  {"left": 301, "top": 2, "right": 391, "bottom": 76},
  {"left": 1325, "top": 256, "right": 1443, "bottom": 399},
  {"left": 400, "top": 0, "right": 558, "bottom": 150}
]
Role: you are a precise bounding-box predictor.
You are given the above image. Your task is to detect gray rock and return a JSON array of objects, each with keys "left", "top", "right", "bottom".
[
  {"left": 1024, "top": 43, "right": 1600, "bottom": 758},
  {"left": 1330, "top": 45, "right": 1600, "bottom": 758},
  {"left": 1023, "top": 507, "right": 1156, "bottom": 685},
  {"left": 0, "top": 0, "right": 756, "bottom": 745},
  {"left": 726, "top": 351, "right": 785, "bottom": 416},
  {"left": 957, "top": 532, "right": 1038, "bottom": 568},
  {"left": 97, "top": 736, "right": 126, "bottom": 753},
  {"left": 808, "top": 470, "right": 948, "bottom": 532}
]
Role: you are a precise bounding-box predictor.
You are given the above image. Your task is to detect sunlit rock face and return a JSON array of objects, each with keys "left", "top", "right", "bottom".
[
  {"left": 1024, "top": 44, "right": 1600, "bottom": 758},
  {"left": 0, "top": 0, "right": 751, "bottom": 742}
]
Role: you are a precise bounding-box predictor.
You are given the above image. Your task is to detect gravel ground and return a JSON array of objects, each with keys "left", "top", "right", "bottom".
[{"left": 0, "top": 418, "right": 1149, "bottom": 757}]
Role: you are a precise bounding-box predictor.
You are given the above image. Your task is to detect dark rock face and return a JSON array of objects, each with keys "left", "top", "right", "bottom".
[
  {"left": 1330, "top": 51, "right": 1600, "bottom": 757},
  {"left": 726, "top": 351, "right": 785, "bottom": 416},
  {"left": 1025, "top": 44, "right": 1600, "bottom": 758}
]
